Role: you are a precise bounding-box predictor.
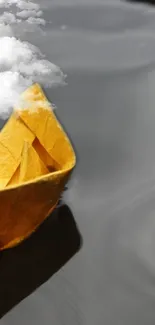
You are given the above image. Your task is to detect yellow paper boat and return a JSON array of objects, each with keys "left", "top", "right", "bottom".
[{"left": 0, "top": 83, "right": 76, "bottom": 250}]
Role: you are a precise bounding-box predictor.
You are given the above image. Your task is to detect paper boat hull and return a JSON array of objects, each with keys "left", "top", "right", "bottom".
[
  {"left": 0, "top": 169, "right": 71, "bottom": 250},
  {"left": 0, "top": 84, "right": 76, "bottom": 250}
]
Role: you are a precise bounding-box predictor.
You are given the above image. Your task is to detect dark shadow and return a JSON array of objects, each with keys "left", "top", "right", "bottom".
[
  {"left": 126, "top": 0, "right": 155, "bottom": 4},
  {"left": 0, "top": 203, "right": 82, "bottom": 319}
]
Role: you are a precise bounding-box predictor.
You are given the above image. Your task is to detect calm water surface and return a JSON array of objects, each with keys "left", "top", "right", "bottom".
[{"left": 2, "top": 0, "right": 155, "bottom": 324}]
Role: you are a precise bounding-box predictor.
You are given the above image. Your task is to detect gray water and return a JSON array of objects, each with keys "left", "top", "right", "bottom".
[{"left": 3, "top": 0, "right": 155, "bottom": 324}]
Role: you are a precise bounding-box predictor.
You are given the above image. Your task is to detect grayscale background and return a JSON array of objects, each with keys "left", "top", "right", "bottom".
[{"left": 2, "top": 0, "right": 155, "bottom": 324}]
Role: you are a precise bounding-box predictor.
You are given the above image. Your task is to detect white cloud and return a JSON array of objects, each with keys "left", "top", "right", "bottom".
[
  {"left": 0, "top": 1, "right": 65, "bottom": 118},
  {"left": 16, "top": 59, "right": 66, "bottom": 86},
  {"left": 0, "top": 2, "right": 46, "bottom": 29},
  {"left": 0, "top": 0, "right": 18, "bottom": 7},
  {"left": 0, "top": 71, "right": 30, "bottom": 118},
  {"left": 0, "top": 37, "right": 40, "bottom": 68},
  {"left": 0, "top": 12, "right": 19, "bottom": 24},
  {"left": 0, "top": 23, "right": 13, "bottom": 36},
  {"left": 16, "top": 9, "right": 43, "bottom": 19},
  {"left": 16, "top": 1, "right": 40, "bottom": 11},
  {"left": 0, "top": 0, "right": 40, "bottom": 10},
  {"left": 26, "top": 16, "right": 45, "bottom": 25}
]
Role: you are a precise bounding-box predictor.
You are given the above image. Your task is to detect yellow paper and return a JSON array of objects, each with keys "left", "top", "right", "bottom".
[
  {"left": 19, "top": 141, "right": 49, "bottom": 182},
  {"left": 0, "top": 83, "right": 76, "bottom": 250}
]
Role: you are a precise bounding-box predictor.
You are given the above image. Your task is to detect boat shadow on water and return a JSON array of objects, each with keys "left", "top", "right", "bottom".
[
  {"left": 0, "top": 202, "right": 82, "bottom": 319},
  {"left": 126, "top": 0, "right": 155, "bottom": 5}
]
